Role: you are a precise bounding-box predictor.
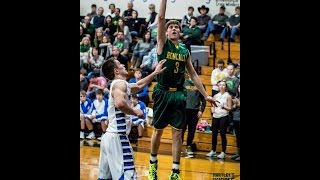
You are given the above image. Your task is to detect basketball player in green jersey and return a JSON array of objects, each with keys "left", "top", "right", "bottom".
[{"left": 148, "top": 0, "right": 216, "bottom": 179}]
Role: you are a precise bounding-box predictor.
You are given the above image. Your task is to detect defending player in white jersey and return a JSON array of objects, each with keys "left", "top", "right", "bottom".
[{"left": 97, "top": 58, "right": 166, "bottom": 180}]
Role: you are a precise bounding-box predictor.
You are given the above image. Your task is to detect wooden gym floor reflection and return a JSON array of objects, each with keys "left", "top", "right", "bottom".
[{"left": 80, "top": 140, "right": 240, "bottom": 180}]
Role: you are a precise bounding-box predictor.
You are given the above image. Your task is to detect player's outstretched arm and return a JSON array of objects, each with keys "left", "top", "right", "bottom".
[
  {"left": 130, "top": 59, "right": 167, "bottom": 94},
  {"left": 186, "top": 56, "right": 217, "bottom": 106},
  {"left": 157, "top": 0, "right": 168, "bottom": 55}
]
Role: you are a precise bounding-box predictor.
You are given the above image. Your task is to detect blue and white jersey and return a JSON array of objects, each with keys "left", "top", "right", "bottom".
[
  {"left": 80, "top": 98, "right": 93, "bottom": 115},
  {"left": 91, "top": 97, "right": 108, "bottom": 121},
  {"left": 106, "top": 79, "right": 132, "bottom": 135},
  {"left": 131, "top": 100, "right": 147, "bottom": 125}
]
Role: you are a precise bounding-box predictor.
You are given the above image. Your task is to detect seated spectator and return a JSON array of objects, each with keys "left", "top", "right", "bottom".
[
  {"left": 92, "top": 7, "right": 105, "bottom": 29},
  {"left": 140, "top": 44, "right": 158, "bottom": 76},
  {"left": 105, "top": 3, "right": 116, "bottom": 18},
  {"left": 99, "top": 35, "right": 113, "bottom": 60},
  {"left": 220, "top": 6, "right": 240, "bottom": 42},
  {"left": 145, "top": 4, "right": 158, "bottom": 31},
  {"left": 181, "top": 6, "right": 194, "bottom": 29},
  {"left": 140, "top": 3, "right": 158, "bottom": 39},
  {"left": 89, "top": 47, "right": 104, "bottom": 72},
  {"left": 81, "top": 89, "right": 105, "bottom": 140},
  {"left": 112, "top": 8, "right": 121, "bottom": 26},
  {"left": 130, "top": 94, "right": 147, "bottom": 138},
  {"left": 181, "top": 17, "right": 202, "bottom": 52},
  {"left": 130, "top": 31, "right": 154, "bottom": 70},
  {"left": 88, "top": 4, "right": 97, "bottom": 18},
  {"left": 127, "top": 10, "right": 142, "bottom": 38},
  {"left": 122, "top": 2, "right": 135, "bottom": 25},
  {"left": 112, "top": 30, "right": 130, "bottom": 62},
  {"left": 80, "top": 26, "right": 86, "bottom": 42},
  {"left": 106, "top": 46, "right": 129, "bottom": 70},
  {"left": 103, "top": 15, "right": 117, "bottom": 43},
  {"left": 93, "top": 28, "right": 104, "bottom": 48},
  {"left": 196, "top": 5, "right": 211, "bottom": 33},
  {"left": 80, "top": 68, "right": 88, "bottom": 91},
  {"left": 114, "top": 18, "right": 132, "bottom": 43},
  {"left": 80, "top": 36, "right": 92, "bottom": 71},
  {"left": 86, "top": 71, "right": 107, "bottom": 100},
  {"left": 128, "top": 69, "right": 149, "bottom": 106},
  {"left": 80, "top": 90, "right": 93, "bottom": 139},
  {"left": 89, "top": 89, "right": 109, "bottom": 141},
  {"left": 202, "top": 6, "right": 229, "bottom": 41},
  {"left": 81, "top": 16, "right": 95, "bottom": 42}
]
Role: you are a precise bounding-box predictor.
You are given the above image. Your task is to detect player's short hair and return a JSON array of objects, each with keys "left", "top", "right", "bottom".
[
  {"left": 101, "top": 59, "right": 117, "bottom": 80},
  {"left": 166, "top": 20, "right": 181, "bottom": 31}
]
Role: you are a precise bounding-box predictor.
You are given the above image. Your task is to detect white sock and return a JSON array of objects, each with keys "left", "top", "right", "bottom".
[
  {"left": 150, "top": 154, "right": 157, "bottom": 162},
  {"left": 172, "top": 163, "right": 180, "bottom": 170}
]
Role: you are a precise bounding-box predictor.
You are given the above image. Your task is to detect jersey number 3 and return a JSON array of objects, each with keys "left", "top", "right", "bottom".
[{"left": 174, "top": 62, "right": 179, "bottom": 73}]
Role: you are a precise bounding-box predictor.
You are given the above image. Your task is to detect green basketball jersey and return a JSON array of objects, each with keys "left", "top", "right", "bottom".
[{"left": 157, "top": 39, "right": 190, "bottom": 87}]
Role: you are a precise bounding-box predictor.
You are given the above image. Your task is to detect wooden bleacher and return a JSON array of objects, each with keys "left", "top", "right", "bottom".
[{"left": 138, "top": 126, "right": 237, "bottom": 154}]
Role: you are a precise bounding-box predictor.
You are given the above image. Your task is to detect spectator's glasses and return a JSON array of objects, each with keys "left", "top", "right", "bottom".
[{"left": 80, "top": 96, "right": 86, "bottom": 97}]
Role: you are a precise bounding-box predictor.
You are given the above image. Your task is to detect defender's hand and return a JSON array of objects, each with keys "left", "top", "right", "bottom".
[{"left": 153, "top": 59, "right": 167, "bottom": 75}]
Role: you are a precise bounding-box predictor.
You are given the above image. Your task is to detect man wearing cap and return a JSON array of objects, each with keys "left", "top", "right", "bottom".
[
  {"left": 196, "top": 5, "right": 211, "bottom": 33},
  {"left": 201, "top": 6, "right": 229, "bottom": 41}
]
